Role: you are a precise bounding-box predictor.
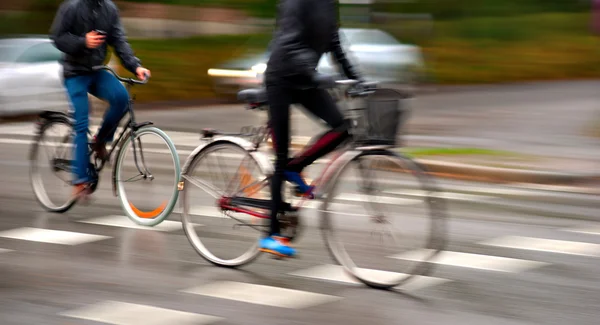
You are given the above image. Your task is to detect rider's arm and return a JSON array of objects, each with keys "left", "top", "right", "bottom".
[
  {"left": 331, "top": 29, "right": 363, "bottom": 81},
  {"left": 49, "top": 2, "right": 86, "bottom": 55},
  {"left": 277, "top": 0, "right": 320, "bottom": 78},
  {"left": 107, "top": 7, "right": 141, "bottom": 75}
]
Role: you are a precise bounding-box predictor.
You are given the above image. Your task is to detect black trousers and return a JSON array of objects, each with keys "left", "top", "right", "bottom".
[{"left": 266, "top": 83, "right": 350, "bottom": 235}]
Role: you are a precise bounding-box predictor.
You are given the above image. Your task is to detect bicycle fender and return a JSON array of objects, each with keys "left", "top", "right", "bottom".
[{"left": 314, "top": 149, "right": 363, "bottom": 198}]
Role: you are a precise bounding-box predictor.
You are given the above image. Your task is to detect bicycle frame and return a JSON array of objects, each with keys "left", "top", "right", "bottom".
[
  {"left": 107, "top": 83, "right": 156, "bottom": 196},
  {"left": 213, "top": 90, "right": 370, "bottom": 222},
  {"left": 39, "top": 65, "right": 155, "bottom": 196}
]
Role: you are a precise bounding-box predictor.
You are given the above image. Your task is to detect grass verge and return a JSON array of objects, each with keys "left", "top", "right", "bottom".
[{"left": 120, "top": 12, "right": 600, "bottom": 102}]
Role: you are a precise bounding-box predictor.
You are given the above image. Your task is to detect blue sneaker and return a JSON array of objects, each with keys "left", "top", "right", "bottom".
[
  {"left": 284, "top": 171, "right": 314, "bottom": 197},
  {"left": 259, "top": 235, "right": 296, "bottom": 257}
]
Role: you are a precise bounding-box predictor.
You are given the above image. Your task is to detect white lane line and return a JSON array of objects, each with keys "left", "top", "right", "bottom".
[
  {"left": 480, "top": 236, "right": 600, "bottom": 257},
  {"left": 60, "top": 300, "right": 222, "bottom": 325},
  {"left": 289, "top": 264, "right": 450, "bottom": 292},
  {"left": 174, "top": 206, "right": 228, "bottom": 218},
  {"left": 0, "top": 138, "right": 33, "bottom": 145},
  {"left": 181, "top": 281, "right": 342, "bottom": 309},
  {"left": 334, "top": 193, "right": 422, "bottom": 206},
  {"left": 563, "top": 226, "right": 600, "bottom": 236},
  {"left": 77, "top": 215, "right": 181, "bottom": 232},
  {"left": 390, "top": 249, "right": 548, "bottom": 273},
  {"left": 385, "top": 189, "right": 496, "bottom": 202},
  {"left": 174, "top": 206, "right": 259, "bottom": 222},
  {"left": 0, "top": 227, "right": 110, "bottom": 245}
]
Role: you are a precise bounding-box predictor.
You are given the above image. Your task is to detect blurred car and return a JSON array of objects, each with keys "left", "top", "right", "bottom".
[
  {"left": 0, "top": 37, "right": 69, "bottom": 116},
  {"left": 207, "top": 28, "right": 425, "bottom": 95}
]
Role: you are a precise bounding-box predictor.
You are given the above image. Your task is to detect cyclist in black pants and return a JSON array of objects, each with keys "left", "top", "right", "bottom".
[{"left": 260, "top": 0, "right": 364, "bottom": 257}]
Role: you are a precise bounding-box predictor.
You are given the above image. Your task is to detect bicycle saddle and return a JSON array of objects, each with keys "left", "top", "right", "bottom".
[{"left": 237, "top": 88, "right": 267, "bottom": 106}]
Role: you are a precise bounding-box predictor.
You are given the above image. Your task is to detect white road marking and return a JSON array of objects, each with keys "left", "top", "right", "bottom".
[
  {"left": 289, "top": 264, "right": 450, "bottom": 292},
  {"left": 0, "top": 227, "right": 110, "bottom": 245},
  {"left": 563, "top": 226, "right": 600, "bottom": 236},
  {"left": 60, "top": 300, "right": 222, "bottom": 325},
  {"left": 390, "top": 249, "right": 548, "bottom": 273},
  {"left": 181, "top": 281, "right": 342, "bottom": 309},
  {"left": 480, "top": 236, "right": 600, "bottom": 257},
  {"left": 77, "top": 215, "right": 181, "bottom": 232},
  {"left": 335, "top": 193, "right": 422, "bottom": 205}
]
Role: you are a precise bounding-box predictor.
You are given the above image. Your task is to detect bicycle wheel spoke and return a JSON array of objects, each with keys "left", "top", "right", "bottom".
[
  {"left": 115, "top": 126, "right": 181, "bottom": 227},
  {"left": 31, "top": 118, "right": 76, "bottom": 213},
  {"left": 181, "top": 174, "right": 223, "bottom": 199},
  {"left": 323, "top": 150, "right": 447, "bottom": 289},
  {"left": 181, "top": 142, "right": 269, "bottom": 267}
]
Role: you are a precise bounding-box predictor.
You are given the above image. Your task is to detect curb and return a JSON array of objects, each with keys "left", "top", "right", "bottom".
[{"left": 415, "top": 159, "right": 598, "bottom": 186}]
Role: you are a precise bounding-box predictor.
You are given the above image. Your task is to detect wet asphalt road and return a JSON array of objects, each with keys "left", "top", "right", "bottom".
[{"left": 1, "top": 117, "right": 600, "bottom": 325}]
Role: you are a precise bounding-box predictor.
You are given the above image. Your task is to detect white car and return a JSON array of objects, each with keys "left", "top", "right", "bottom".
[
  {"left": 0, "top": 37, "right": 69, "bottom": 116},
  {"left": 208, "top": 28, "right": 425, "bottom": 95}
]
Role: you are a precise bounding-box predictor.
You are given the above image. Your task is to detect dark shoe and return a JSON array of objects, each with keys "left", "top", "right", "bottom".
[{"left": 92, "top": 136, "right": 108, "bottom": 162}]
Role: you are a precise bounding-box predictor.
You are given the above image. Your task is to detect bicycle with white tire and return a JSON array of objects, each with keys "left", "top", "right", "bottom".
[
  {"left": 179, "top": 78, "right": 448, "bottom": 289},
  {"left": 30, "top": 65, "right": 181, "bottom": 227}
]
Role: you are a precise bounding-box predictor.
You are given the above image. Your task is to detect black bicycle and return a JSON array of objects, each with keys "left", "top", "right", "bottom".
[{"left": 30, "top": 65, "right": 181, "bottom": 227}]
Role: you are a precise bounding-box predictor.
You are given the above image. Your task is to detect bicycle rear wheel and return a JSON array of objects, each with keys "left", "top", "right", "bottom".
[
  {"left": 321, "top": 149, "right": 447, "bottom": 289},
  {"left": 30, "top": 118, "right": 77, "bottom": 213},
  {"left": 180, "top": 141, "right": 271, "bottom": 267},
  {"left": 114, "top": 126, "right": 180, "bottom": 226}
]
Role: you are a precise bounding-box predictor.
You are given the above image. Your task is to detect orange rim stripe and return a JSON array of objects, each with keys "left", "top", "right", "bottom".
[{"left": 129, "top": 200, "right": 168, "bottom": 219}]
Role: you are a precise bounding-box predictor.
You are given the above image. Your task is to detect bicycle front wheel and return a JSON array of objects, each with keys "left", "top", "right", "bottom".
[
  {"left": 321, "top": 149, "right": 447, "bottom": 289},
  {"left": 114, "top": 126, "right": 181, "bottom": 226}
]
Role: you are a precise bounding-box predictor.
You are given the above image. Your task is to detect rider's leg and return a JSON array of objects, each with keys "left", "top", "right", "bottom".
[
  {"left": 260, "top": 83, "right": 296, "bottom": 257},
  {"left": 89, "top": 70, "right": 129, "bottom": 158},
  {"left": 64, "top": 75, "right": 94, "bottom": 192},
  {"left": 285, "top": 88, "right": 350, "bottom": 190}
]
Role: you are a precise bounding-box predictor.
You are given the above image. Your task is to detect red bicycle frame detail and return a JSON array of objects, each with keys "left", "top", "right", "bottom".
[{"left": 215, "top": 122, "right": 349, "bottom": 221}]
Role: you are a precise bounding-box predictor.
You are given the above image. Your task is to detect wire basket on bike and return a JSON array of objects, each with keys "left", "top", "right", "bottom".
[{"left": 351, "top": 88, "right": 409, "bottom": 147}]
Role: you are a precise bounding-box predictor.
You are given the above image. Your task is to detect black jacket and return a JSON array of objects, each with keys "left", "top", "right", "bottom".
[
  {"left": 265, "top": 0, "right": 362, "bottom": 88},
  {"left": 50, "top": 0, "right": 140, "bottom": 78}
]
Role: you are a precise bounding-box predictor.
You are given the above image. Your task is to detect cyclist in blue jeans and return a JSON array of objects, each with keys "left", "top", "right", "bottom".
[{"left": 50, "top": 0, "right": 151, "bottom": 200}]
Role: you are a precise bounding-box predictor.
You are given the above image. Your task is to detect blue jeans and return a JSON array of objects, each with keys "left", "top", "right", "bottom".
[{"left": 64, "top": 70, "right": 129, "bottom": 185}]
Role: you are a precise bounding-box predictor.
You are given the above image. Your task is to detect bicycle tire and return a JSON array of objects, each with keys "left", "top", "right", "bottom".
[
  {"left": 30, "top": 117, "right": 78, "bottom": 213},
  {"left": 114, "top": 126, "right": 181, "bottom": 227},
  {"left": 320, "top": 148, "right": 448, "bottom": 289},
  {"left": 181, "top": 140, "right": 271, "bottom": 267}
]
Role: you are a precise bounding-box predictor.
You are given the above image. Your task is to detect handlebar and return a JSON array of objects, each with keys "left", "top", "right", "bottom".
[
  {"left": 334, "top": 79, "right": 377, "bottom": 98},
  {"left": 92, "top": 65, "right": 149, "bottom": 85}
]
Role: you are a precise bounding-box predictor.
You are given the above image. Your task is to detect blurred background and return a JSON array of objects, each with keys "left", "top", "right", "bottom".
[
  {"left": 1, "top": 1, "right": 600, "bottom": 324},
  {"left": 1, "top": 0, "right": 597, "bottom": 104}
]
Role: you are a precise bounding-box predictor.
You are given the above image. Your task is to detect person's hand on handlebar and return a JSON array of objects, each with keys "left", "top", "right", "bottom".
[{"left": 135, "top": 67, "right": 151, "bottom": 81}]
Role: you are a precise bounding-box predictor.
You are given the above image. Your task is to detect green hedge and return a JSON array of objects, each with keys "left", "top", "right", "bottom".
[
  {"left": 375, "top": 0, "right": 589, "bottom": 20},
  {"left": 120, "top": 0, "right": 591, "bottom": 19},
  {"left": 123, "top": 0, "right": 278, "bottom": 17}
]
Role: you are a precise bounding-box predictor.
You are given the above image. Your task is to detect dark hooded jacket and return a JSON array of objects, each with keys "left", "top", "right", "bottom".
[
  {"left": 50, "top": 0, "right": 140, "bottom": 78},
  {"left": 265, "top": 0, "right": 362, "bottom": 88}
]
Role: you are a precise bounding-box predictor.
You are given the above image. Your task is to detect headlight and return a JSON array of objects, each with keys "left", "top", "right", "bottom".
[
  {"left": 251, "top": 63, "right": 267, "bottom": 74},
  {"left": 207, "top": 69, "right": 257, "bottom": 78}
]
